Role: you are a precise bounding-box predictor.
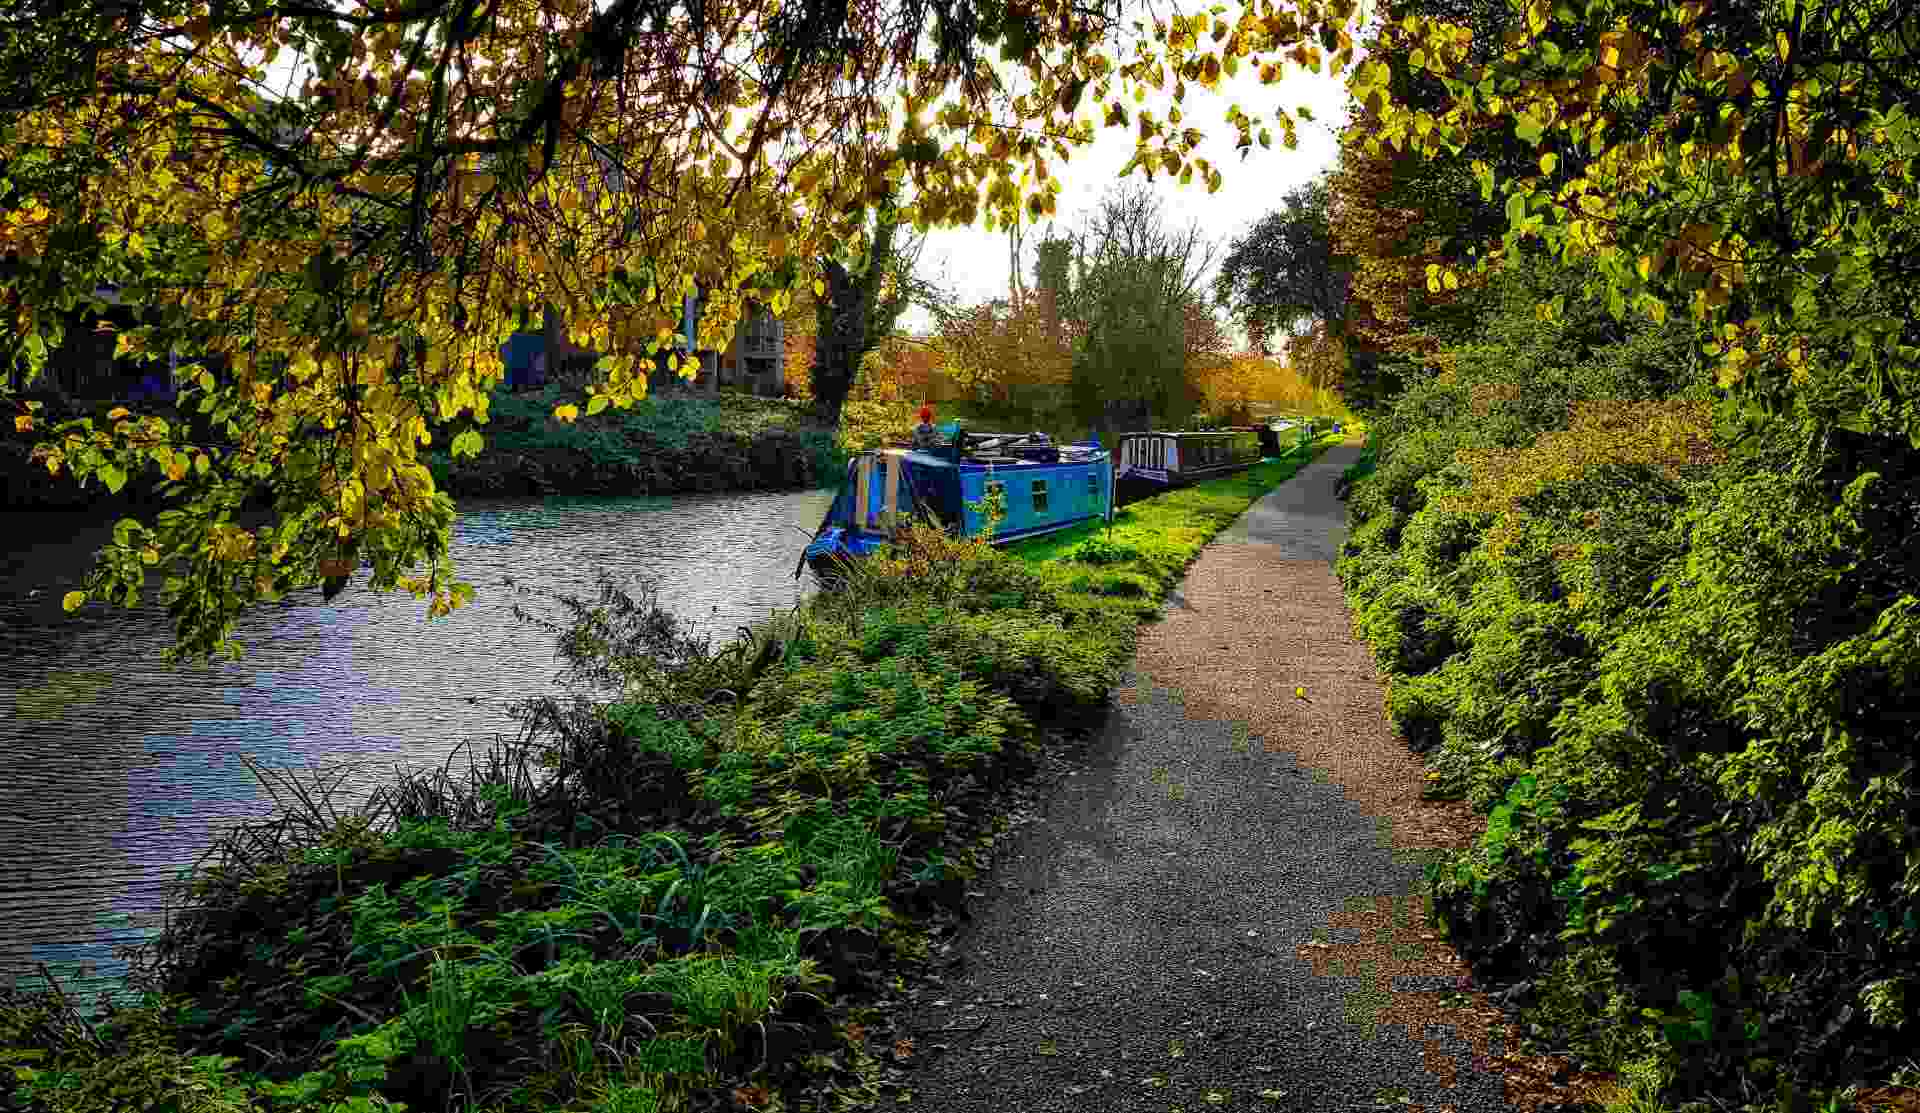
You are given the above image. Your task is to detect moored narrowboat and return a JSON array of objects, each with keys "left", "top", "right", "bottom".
[
  {"left": 1112, "top": 427, "right": 1265, "bottom": 504},
  {"left": 797, "top": 429, "right": 1113, "bottom": 582}
]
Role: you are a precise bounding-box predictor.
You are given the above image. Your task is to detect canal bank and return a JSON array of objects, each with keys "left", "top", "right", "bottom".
[
  {"left": 0, "top": 439, "right": 1344, "bottom": 1113},
  {"left": 2, "top": 389, "right": 845, "bottom": 512},
  {"left": 422, "top": 389, "right": 845, "bottom": 500},
  {"left": 0, "top": 485, "right": 837, "bottom": 1019}
]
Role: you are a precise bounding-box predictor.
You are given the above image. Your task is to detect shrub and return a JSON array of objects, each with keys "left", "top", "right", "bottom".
[
  {"left": 1339, "top": 244, "right": 1920, "bottom": 1108},
  {"left": 1355, "top": 578, "right": 1461, "bottom": 678},
  {"left": 1067, "top": 535, "right": 1141, "bottom": 565},
  {"left": 1384, "top": 671, "right": 1451, "bottom": 754}
]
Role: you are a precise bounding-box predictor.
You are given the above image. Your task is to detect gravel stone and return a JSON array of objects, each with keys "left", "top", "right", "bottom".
[{"left": 897, "top": 445, "right": 1530, "bottom": 1112}]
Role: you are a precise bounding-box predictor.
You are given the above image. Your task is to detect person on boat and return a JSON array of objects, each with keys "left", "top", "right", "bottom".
[{"left": 911, "top": 404, "right": 941, "bottom": 451}]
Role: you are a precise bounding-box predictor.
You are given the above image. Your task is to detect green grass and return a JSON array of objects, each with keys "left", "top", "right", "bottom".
[{"left": 0, "top": 431, "right": 1340, "bottom": 1113}]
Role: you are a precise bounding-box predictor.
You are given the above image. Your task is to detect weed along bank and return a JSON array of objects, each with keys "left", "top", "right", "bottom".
[{"left": 0, "top": 432, "right": 1343, "bottom": 1113}]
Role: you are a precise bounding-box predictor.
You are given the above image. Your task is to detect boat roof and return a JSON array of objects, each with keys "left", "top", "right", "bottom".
[
  {"left": 872, "top": 446, "right": 1107, "bottom": 468},
  {"left": 1116, "top": 428, "right": 1262, "bottom": 437}
]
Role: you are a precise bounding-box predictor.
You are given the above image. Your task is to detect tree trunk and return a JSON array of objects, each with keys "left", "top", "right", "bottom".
[{"left": 809, "top": 258, "right": 868, "bottom": 427}]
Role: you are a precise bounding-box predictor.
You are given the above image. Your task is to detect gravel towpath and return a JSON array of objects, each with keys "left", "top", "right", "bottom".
[{"left": 893, "top": 443, "right": 1530, "bottom": 1113}]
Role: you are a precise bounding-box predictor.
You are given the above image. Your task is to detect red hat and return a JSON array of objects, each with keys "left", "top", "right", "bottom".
[{"left": 917, "top": 405, "right": 934, "bottom": 422}]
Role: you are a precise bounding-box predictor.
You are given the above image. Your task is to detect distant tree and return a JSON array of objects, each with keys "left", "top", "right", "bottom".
[
  {"left": 1070, "top": 256, "right": 1188, "bottom": 430},
  {"left": 1062, "top": 185, "right": 1218, "bottom": 432},
  {"left": 851, "top": 336, "right": 945, "bottom": 404},
  {"left": 936, "top": 294, "right": 1075, "bottom": 408},
  {"left": 780, "top": 284, "right": 819, "bottom": 402},
  {"left": 1033, "top": 232, "right": 1074, "bottom": 345},
  {"left": 1212, "top": 177, "right": 1352, "bottom": 355}
]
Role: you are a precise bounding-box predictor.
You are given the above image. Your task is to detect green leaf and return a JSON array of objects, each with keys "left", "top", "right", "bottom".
[
  {"left": 100, "top": 464, "right": 128, "bottom": 494},
  {"left": 586, "top": 394, "right": 610, "bottom": 416},
  {"left": 451, "top": 429, "right": 484, "bottom": 458},
  {"left": 1506, "top": 191, "right": 1528, "bottom": 230}
]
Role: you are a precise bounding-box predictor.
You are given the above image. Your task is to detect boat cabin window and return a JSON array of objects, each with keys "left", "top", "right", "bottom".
[
  {"left": 1086, "top": 474, "right": 1098, "bottom": 501},
  {"left": 1031, "top": 478, "right": 1049, "bottom": 514}
]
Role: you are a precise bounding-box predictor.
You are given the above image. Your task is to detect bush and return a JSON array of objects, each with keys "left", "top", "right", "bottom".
[
  {"left": 1339, "top": 245, "right": 1920, "bottom": 1110},
  {"left": 1354, "top": 579, "right": 1461, "bottom": 678}
]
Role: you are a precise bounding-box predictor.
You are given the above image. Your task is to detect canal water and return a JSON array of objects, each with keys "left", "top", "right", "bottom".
[{"left": 0, "top": 485, "right": 837, "bottom": 1014}]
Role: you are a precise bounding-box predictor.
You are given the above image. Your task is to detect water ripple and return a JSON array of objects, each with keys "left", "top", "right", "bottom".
[{"left": 0, "top": 486, "right": 836, "bottom": 1009}]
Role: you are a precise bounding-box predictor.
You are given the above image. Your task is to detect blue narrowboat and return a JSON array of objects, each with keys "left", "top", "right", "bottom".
[{"left": 797, "top": 429, "right": 1113, "bottom": 582}]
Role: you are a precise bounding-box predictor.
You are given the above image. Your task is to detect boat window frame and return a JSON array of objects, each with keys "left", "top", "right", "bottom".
[{"left": 1031, "top": 477, "right": 1049, "bottom": 515}]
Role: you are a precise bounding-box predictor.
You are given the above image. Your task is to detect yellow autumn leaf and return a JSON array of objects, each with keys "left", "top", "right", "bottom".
[
  {"left": 13, "top": 415, "right": 32, "bottom": 433},
  {"left": 554, "top": 403, "right": 581, "bottom": 423},
  {"left": 107, "top": 406, "right": 131, "bottom": 420},
  {"left": 1295, "top": 686, "right": 1309, "bottom": 700},
  {"left": 62, "top": 591, "right": 85, "bottom": 612}
]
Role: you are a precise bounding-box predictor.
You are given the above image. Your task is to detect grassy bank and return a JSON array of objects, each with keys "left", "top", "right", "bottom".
[
  {"left": 423, "top": 389, "right": 844, "bottom": 499},
  {"left": 0, "top": 436, "right": 1339, "bottom": 1113},
  {"left": 2, "top": 390, "right": 840, "bottom": 512}
]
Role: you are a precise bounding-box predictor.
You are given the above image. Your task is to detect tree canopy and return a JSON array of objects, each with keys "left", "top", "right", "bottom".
[
  {"left": 1344, "top": 0, "right": 1920, "bottom": 447},
  {"left": 1212, "top": 175, "right": 1350, "bottom": 352},
  {"left": 16, "top": 0, "right": 1914, "bottom": 661}
]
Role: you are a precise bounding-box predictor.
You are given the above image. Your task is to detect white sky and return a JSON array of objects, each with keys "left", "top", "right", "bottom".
[{"left": 901, "top": 62, "right": 1352, "bottom": 340}]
